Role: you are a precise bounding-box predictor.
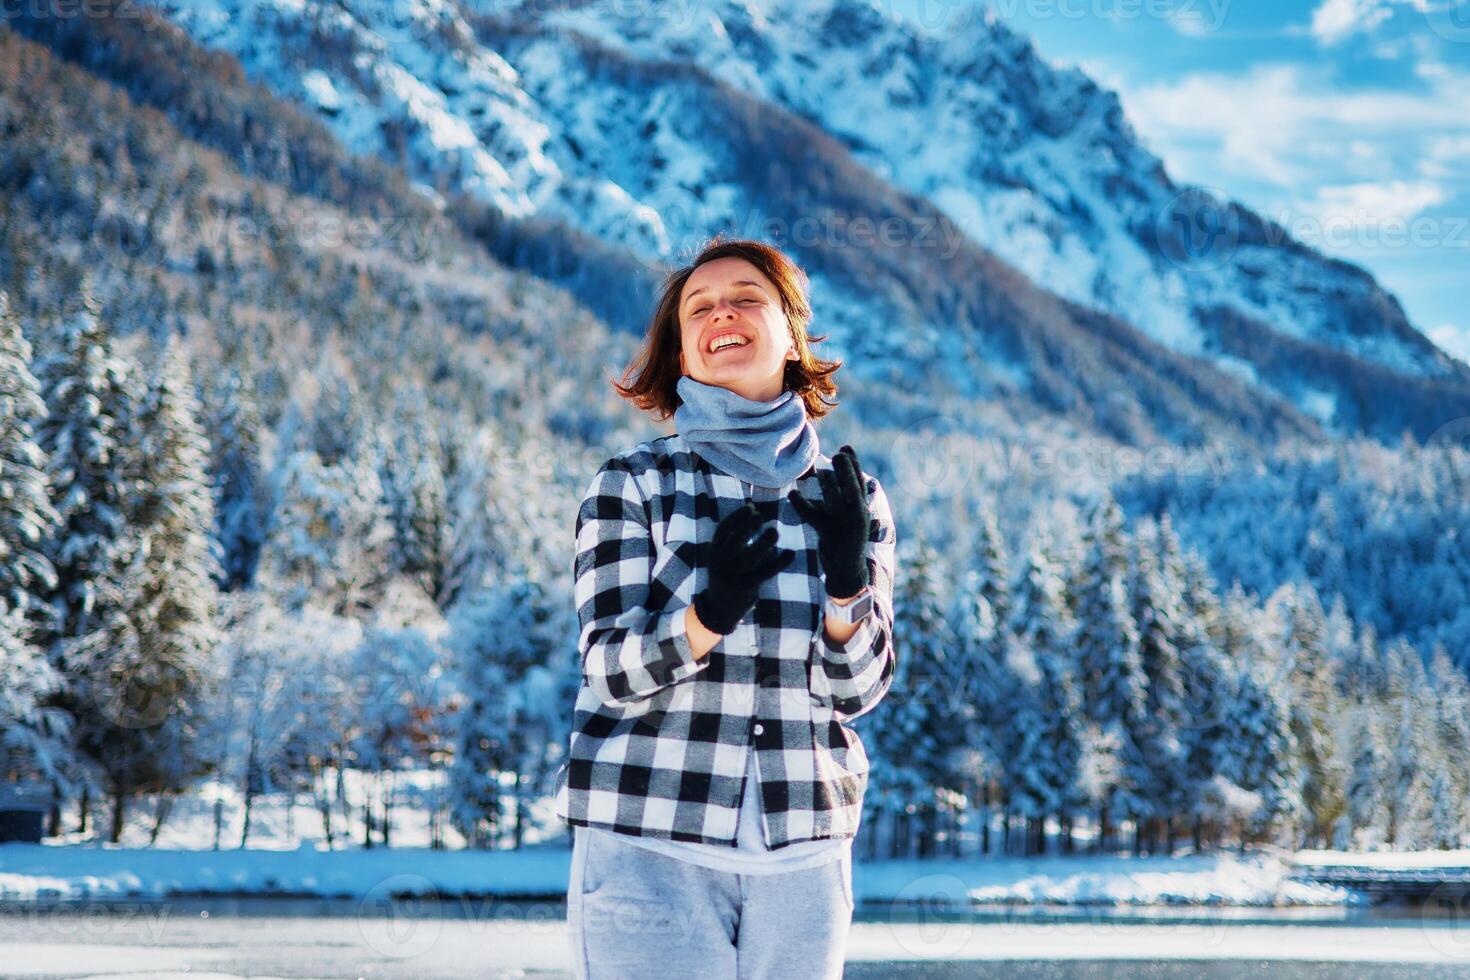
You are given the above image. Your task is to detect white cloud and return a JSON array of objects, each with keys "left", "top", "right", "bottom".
[
  {"left": 1308, "top": 0, "right": 1440, "bottom": 45},
  {"left": 1419, "top": 134, "right": 1470, "bottom": 178},
  {"left": 1428, "top": 324, "right": 1470, "bottom": 365},
  {"left": 1123, "top": 61, "right": 1470, "bottom": 189},
  {"left": 1165, "top": 7, "right": 1217, "bottom": 38},
  {"left": 1311, "top": 0, "right": 1395, "bottom": 45},
  {"left": 1292, "top": 179, "right": 1446, "bottom": 228},
  {"left": 1072, "top": 57, "right": 1131, "bottom": 94}
]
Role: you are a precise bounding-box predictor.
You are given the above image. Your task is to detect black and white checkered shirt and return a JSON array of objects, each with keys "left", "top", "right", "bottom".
[{"left": 552, "top": 432, "right": 898, "bottom": 849}]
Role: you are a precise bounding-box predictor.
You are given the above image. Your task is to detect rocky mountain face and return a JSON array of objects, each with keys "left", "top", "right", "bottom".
[{"left": 125, "top": 0, "right": 1470, "bottom": 443}]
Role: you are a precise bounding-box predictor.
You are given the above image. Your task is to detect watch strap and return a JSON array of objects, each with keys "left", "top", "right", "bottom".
[{"left": 824, "top": 586, "right": 874, "bottom": 625}]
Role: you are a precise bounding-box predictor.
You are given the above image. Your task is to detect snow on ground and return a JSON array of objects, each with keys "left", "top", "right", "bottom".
[
  {"left": 859, "top": 851, "right": 1352, "bottom": 907},
  {"left": 1, "top": 783, "right": 1434, "bottom": 908},
  {"left": 0, "top": 840, "right": 1357, "bottom": 907},
  {"left": 0, "top": 837, "right": 572, "bottom": 902},
  {"left": 1295, "top": 848, "right": 1470, "bottom": 868}
]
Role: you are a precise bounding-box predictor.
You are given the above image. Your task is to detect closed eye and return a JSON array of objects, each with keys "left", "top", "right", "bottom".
[{"left": 691, "top": 298, "right": 760, "bottom": 316}]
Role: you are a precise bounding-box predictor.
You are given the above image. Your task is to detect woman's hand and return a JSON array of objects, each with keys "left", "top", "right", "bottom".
[
  {"left": 788, "top": 444, "right": 879, "bottom": 599},
  {"left": 691, "top": 502, "right": 796, "bottom": 636}
]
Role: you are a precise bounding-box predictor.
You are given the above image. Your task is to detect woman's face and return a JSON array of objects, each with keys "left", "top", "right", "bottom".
[{"left": 677, "top": 257, "right": 798, "bottom": 403}]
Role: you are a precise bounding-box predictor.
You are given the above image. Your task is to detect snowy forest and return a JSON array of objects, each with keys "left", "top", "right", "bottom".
[
  {"left": 3, "top": 278, "right": 1469, "bottom": 860},
  {"left": 2, "top": 8, "right": 1469, "bottom": 863}
]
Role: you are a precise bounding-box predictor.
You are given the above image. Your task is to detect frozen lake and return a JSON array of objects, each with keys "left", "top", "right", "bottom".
[{"left": 3, "top": 897, "right": 1470, "bottom": 978}]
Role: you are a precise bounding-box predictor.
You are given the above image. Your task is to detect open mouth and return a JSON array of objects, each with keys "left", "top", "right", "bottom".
[{"left": 707, "top": 334, "right": 753, "bottom": 356}]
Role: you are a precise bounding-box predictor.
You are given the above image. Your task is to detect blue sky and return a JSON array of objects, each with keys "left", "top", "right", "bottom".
[{"left": 889, "top": 0, "right": 1470, "bottom": 365}]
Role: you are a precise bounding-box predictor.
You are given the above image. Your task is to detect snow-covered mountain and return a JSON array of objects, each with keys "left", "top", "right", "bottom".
[{"left": 138, "top": 0, "right": 1470, "bottom": 442}]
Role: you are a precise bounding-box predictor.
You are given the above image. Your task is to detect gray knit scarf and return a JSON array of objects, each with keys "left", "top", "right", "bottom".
[{"left": 673, "top": 375, "right": 819, "bottom": 489}]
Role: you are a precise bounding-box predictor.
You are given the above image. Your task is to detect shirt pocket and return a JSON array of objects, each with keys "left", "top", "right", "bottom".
[
  {"left": 631, "top": 669, "right": 701, "bottom": 737},
  {"left": 809, "top": 698, "right": 871, "bottom": 787}
]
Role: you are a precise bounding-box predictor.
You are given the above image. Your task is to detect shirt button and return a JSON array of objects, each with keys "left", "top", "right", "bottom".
[{"left": 753, "top": 723, "right": 765, "bottom": 736}]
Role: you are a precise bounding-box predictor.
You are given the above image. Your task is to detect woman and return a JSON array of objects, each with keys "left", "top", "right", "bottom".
[{"left": 553, "top": 237, "right": 898, "bottom": 978}]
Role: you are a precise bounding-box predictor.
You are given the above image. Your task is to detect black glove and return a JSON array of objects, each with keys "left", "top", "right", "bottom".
[
  {"left": 788, "top": 444, "right": 878, "bottom": 599},
  {"left": 692, "top": 502, "right": 796, "bottom": 635}
]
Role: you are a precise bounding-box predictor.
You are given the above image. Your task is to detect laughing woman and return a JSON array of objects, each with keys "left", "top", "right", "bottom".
[{"left": 552, "top": 237, "right": 899, "bottom": 979}]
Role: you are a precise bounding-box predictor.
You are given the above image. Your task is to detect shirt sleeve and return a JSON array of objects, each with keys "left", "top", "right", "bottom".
[
  {"left": 813, "top": 473, "right": 897, "bottom": 722},
  {"left": 574, "top": 458, "right": 709, "bottom": 708}
]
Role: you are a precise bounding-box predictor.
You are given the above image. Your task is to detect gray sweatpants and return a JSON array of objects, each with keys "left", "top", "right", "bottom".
[{"left": 565, "top": 828, "right": 854, "bottom": 979}]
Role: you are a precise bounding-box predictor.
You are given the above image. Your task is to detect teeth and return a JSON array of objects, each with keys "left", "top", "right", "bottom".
[{"left": 710, "top": 335, "right": 749, "bottom": 352}]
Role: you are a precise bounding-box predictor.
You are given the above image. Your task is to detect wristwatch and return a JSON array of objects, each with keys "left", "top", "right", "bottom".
[{"left": 824, "top": 586, "right": 874, "bottom": 625}]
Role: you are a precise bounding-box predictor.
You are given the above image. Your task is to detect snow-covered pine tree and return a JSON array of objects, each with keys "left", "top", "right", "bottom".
[
  {"left": 440, "top": 422, "right": 525, "bottom": 607},
  {"left": 0, "top": 603, "right": 71, "bottom": 785},
  {"left": 114, "top": 337, "right": 222, "bottom": 770},
  {"left": 1345, "top": 710, "right": 1384, "bottom": 850},
  {"left": 34, "top": 290, "right": 135, "bottom": 656},
  {"left": 1161, "top": 522, "right": 1233, "bottom": 849},
  {"left": 946, "top": 532, "right": 1013, "bottom": 855},
  {"left": 1181, "top": 548, "right": 1227, "bottom": 655},
  {"left": 1221, "top": 660, "right": 1300, "bottom": 845},
  {"left": 1302, "top": 492, "right": 1348, "bottom": 602},
  {"left": 309, "top": 357, "right": 368, "bottom": 468},
  {"left": 445, "top": 652, "right": 508, "bottom": 849},
  {"left": 64, "top": 336, "right": 223, "bottom": 841},
  {"left": 202, "top": 366, "right": 267, "bottom": 591},
  {"left": 1124, "top": 516, "right": 1192, "bottom": 853},
  {"left": 1339, "top": 620, "right": 1385, "bottom": 703},
  {"left": 970, "top": 509, "right": 1012, "bottom": 629},
  {"left": 1071, "top": 493, "right": 1144, "bottom": 850},
  {"left": 1219, "top": 581, "right": 1269, "bottom": 673},
  {"left": 1427, "top": 644, "right": 1470, "bottom": 818},
  {"left": 1386, "top": 696, "right": 1430, "bottom": 849},
  {"left": 377, "top": 393, "right": 451, "bottom": 603},
  {"left": 34, "top": 289, "right": 139, "bottom": 836},
  {"left": 1428, "top": 763, "right": 1462, "bottom": 850},
  {"left": 0, "top": 289, "right": 59, "bottom": 627},
  {"left": 1007, "top": 527, "right": 1083, "bottom": 855},
  {"left": 1380, "top": 635, "right": 1433, "bottom": 849},
  {"left": 866, "top": 533, "right": 957, "bottom": 857},
  {"left": 445, "top": 577, "right": 570, "bottom": 849},
  {"left": 260, "top": 437, "right": 395, "bottom": 615},
  {"left": 129, "top": 336, "right": 220, "bottom": 626},
  {"left": 1272, "top": 580, "right": 1346, "bottom": 847},
  {"left": 438, "top": 421, "right": 499, "bottom": 610},
  {"left": 1383, "top": 634, "right": 1429, "bottom": 709},
  {"left": 996, "top": 647, "right": 1047, "bottom": 855},
  {"left": 439, "top": 423, "right": 569, "bottom": 599},
  {"left": 1322, "top": 593, "right": 1357, "bottom": 696}
]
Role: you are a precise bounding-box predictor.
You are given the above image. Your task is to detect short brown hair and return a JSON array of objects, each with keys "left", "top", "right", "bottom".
[{"left": 611, "top": 236, "right": 842, "bottom": 422}]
